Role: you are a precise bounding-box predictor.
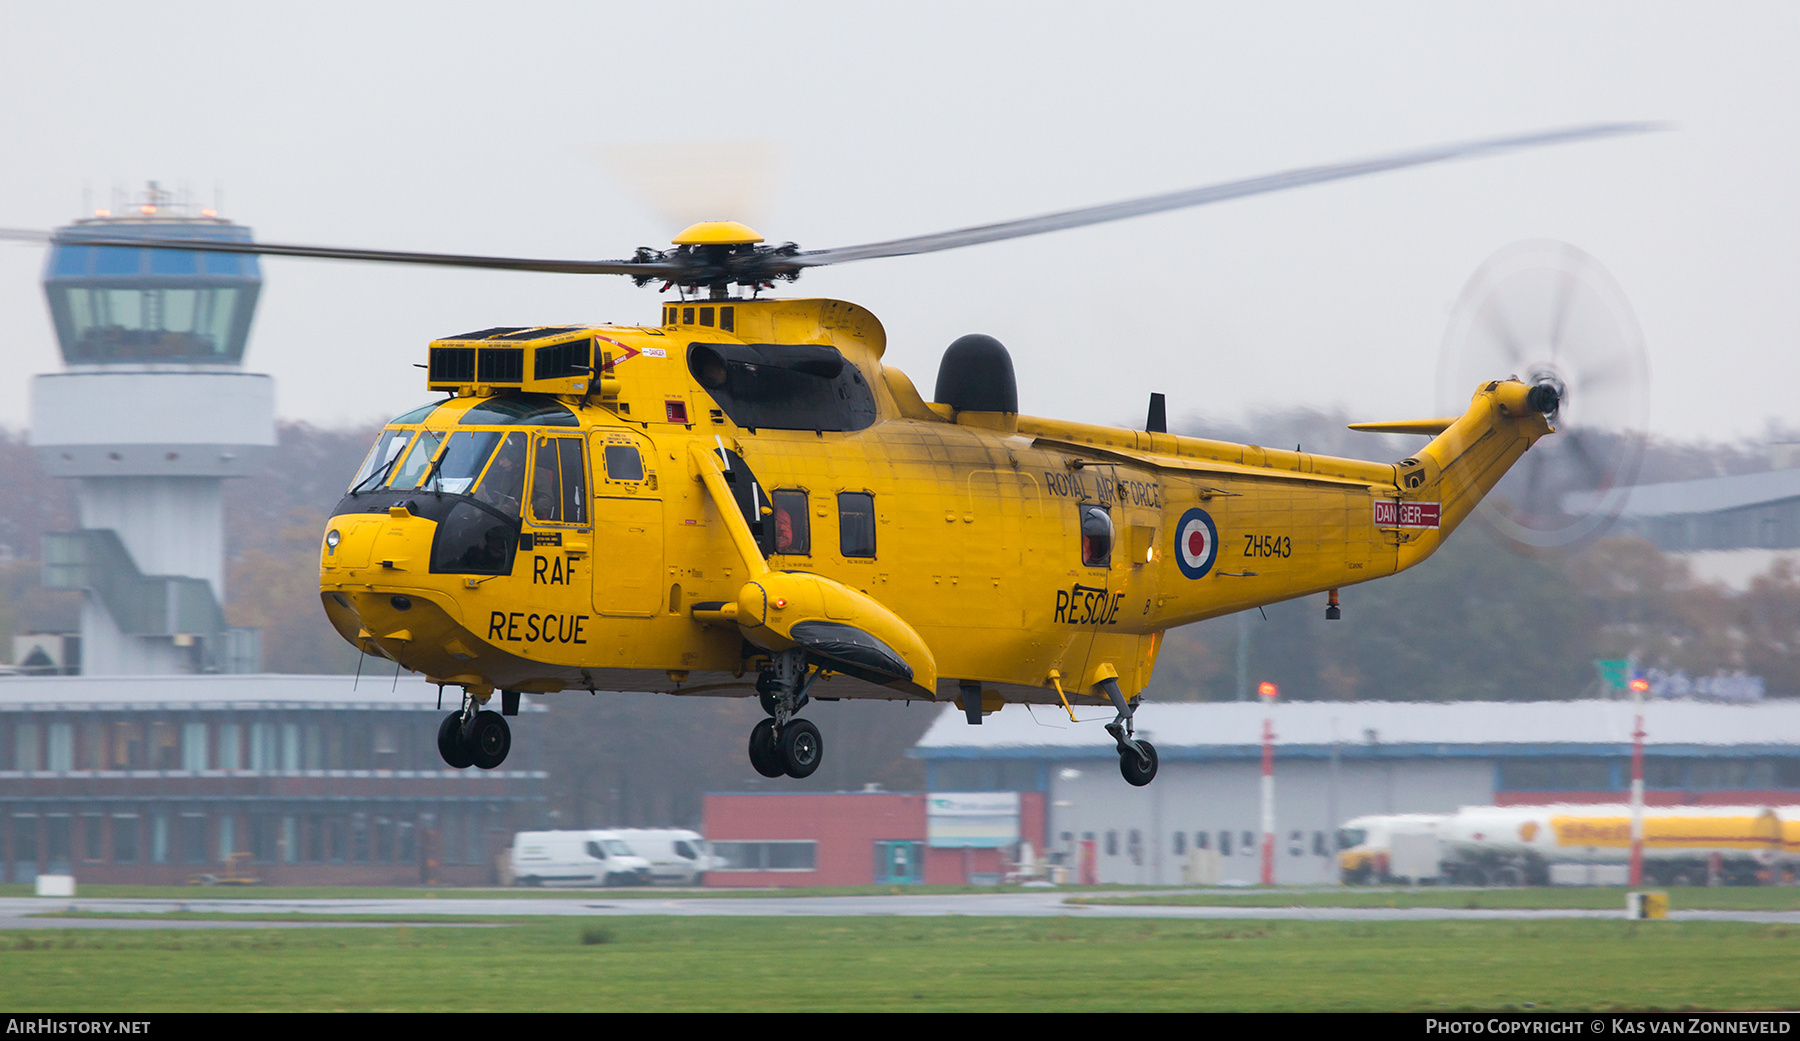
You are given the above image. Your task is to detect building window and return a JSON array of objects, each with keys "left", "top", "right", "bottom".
[
  {"left": 114, "top": 722, "right": 144, "bottom": 769},
  {"left": 1218, "top": 831, "right": 1231, "bottom": 856},
  {"left": 15, "top": 723, "right": 39, "bottom": 772},
  {"left": 1105, "top": 831, "right": 1118, "bottom": 857},
  {"left": 710, "top": 841, "right": 818, "bottom": 871},
  {"left": 1288, "top": 830, "right": 1304, "bottom": 857},
  {"left": 283, "top": 816, "right": 299, "bottom": 866},
  {"left": 1312, "top": 831, "right": 1328, "bottom": 857},
  {"left": 1240, "top": 831, "right": 1254, "bottom": 854},
  {"left": 47, "top": 723, "right": 73, "bottom": 772},
  {"left": 249, "top": 815, "right": 275, "bottom": 864},
  {"left": 1499, "top": 757, "right": 1613, "bottom": 791},
  {"left": 217, "top": 723, "right": 242, "bottom": 770},
  {"left": 81, "top": 720, "right": 106, "bottom": 771},
  {"left": 45, "top": 816, "right": 70, "bottom": 873},
  {"left": 150, "top": 814, "right": 169, "bottom": 864},
  {"left": 12, "top": 816, "right": 37, "bottom": 878},
  {"left": 182, "top": 723, "right": 208, "bottom": 771},
  {"left": 1195, "top": 831, "right": 1209, "bottom": 851},
  {"left": 281, "top": 723, "right": 301, "bottom": 771},
  {"left": 180, "top": 814, "right": 207, "bottom": 865},
  {"left": 217, "top": 815, "right": 236, "bottom": 862},
  {"left": 306, "top": 814, "right": 325, "bottom": 864},
  {"left": 151, "top": 723, "right": 180, "bottom": 770},
  {"left": 1172, "top": 831, "right": 1186, "bottom": 857},
  {"left": 82, "top": 814, "right": 102, "bottom": 862},
  {"left": 112, "top": 815, "right": 139, "bottom": 865}
]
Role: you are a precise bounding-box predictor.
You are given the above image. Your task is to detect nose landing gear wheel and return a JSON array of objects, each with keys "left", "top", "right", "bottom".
[
  {"left": 748, "top": 718, "right": 785, "bottom": 778},
  {"left": 437, "top": 712, "right": 474, "bottom": 769},
  {"left": 778, "top": 718, "right": 823, "bottom": 778},
  {"left": 468, "top": 710, "right": 511, "bottom": 770},
  {"left": 1119, "top": 739, "right": 1158, "bottom": 787}
]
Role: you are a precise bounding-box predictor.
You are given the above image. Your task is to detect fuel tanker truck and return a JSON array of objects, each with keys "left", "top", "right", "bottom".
[{"left": 1338, "top": 805, "right": 1788, "bottom": 886}]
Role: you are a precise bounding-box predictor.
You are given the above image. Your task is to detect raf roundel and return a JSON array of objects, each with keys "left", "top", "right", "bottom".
[{"left": 1174, "top": 508, "right": 1219, "bottom": 579}]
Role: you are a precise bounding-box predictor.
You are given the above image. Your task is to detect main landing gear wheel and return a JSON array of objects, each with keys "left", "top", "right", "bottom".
[
  {"left": 468, "top": 710, "right": 511, "bottom": 770},
  {"left": 437, "top": 712, "right": 474, "bottom": 769},
  {"left": 748, "top": 718, "right": 785, "bottom": 778},
  {"left": 778, "top": 718, "right": 823, "bottom": 779},
  {"left": 1119, "top": 739, "right": 1158, "bottom": 787}
]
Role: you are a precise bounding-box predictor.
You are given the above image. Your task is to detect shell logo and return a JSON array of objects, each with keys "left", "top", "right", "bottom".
[{"left": 1519, "top": 821, "right": 1540, "bottom": 842}]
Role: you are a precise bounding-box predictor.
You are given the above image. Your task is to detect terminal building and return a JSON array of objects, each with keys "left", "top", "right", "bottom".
[
  {"left": 701, "top": 699, "right": 1800, "bottom": 887},
  {"left": 0, "top": 675, "right": 543, "bottom": 885}
]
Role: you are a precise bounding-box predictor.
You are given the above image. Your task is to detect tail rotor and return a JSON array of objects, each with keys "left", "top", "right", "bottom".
[{"left": 1436, "top": 240, "right": 1650, "bottom": 555}]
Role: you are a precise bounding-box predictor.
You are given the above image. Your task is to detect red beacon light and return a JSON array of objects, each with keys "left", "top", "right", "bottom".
[{"left": 1257, "top": 681, "right": 1278, "bottom": 700}]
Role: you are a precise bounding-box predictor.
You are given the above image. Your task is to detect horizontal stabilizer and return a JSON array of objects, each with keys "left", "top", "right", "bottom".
[{"left": 1347, "top": 418, "right": 1456, "bottom": 436}]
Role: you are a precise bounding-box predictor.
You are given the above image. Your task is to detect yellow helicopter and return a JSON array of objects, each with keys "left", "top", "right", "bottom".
[{"left": 11, "top": 123, "right": 1655, "bottom": 785}]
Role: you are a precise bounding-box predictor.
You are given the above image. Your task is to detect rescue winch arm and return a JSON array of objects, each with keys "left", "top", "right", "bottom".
[{"left": 688, "top": 443, "right": 770, "bottom": 580}]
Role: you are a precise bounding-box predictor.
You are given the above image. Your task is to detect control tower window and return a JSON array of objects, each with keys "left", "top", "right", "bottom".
[{"left": 54, "top": 286, "right": 246, "bottom": 362}]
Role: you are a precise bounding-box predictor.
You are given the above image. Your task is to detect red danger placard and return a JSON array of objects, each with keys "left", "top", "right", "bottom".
[{"left": 1374, "top": 501, "right": 1440, "bottom": 528}]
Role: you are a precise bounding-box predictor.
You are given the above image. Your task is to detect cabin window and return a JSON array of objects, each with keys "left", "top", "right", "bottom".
[
  {"left": 603, "top": 444, "right": 646, "bottom": 483},
  {"left": 1080, "top": 505, "right": 1113, "bottom": 567},
  {"left": 838, "top": 492, "right": 876, "bottom": 558},
  {"left": 774, "top": 490, "right": 810, "bottom": 555},
  {"left": 530, "top": 437, "right": 588, "bottom": 524}
]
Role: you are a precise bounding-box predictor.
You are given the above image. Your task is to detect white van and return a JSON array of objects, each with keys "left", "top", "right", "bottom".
[
  {"left": 509, "top": 830, "right": 654, "bottom": 887},
  {"left": 608, "top": 829, "right": 717, "bottom": 886}
]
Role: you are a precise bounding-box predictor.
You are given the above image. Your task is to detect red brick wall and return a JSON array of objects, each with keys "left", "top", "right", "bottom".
[{"left": 703, "top": 792, "right": 927, "bottom": 887}]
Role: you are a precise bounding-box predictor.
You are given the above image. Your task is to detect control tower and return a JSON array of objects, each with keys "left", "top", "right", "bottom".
[{"left": 30, "top": 183, "right": 273, "bottom": 674}]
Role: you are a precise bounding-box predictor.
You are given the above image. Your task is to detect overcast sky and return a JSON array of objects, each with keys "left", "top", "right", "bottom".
[{"left": 0, "top": 1, "right": 1793, "bottom": 446}]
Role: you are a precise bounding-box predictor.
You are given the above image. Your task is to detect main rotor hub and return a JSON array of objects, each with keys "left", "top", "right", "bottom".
[{"left": 671, "top": 221, "right": 764, "bottom": 247}]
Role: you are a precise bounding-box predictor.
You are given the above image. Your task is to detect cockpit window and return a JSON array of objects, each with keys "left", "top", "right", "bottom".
[
  {"left": 349, "top": 428, "right": 413, "bottom": 492},
  {"left": 388, "top": 430, "right": 445, "bottom": 489},
  {"left": 459, "top": 394, "right": 578, "bottom": 427},
  {"left": 390, "top": 403, "right": 439, "bottom": 425},
  {"left": 472, "top": 432, "right": 528, "bottom": 515},
  {"left": 421, "top": 431, "right": 504, "bottom": 495}
]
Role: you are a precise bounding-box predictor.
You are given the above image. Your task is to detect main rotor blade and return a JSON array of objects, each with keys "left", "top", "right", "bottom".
[
  {"left": 788, "top": 123, "right": 1665, "bottom": 269},
  {"left": 0, "top": 227, "right": 676, "bottom": 278}
]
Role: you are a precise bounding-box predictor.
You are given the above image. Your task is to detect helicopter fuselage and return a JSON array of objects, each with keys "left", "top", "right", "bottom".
[{"left": 318, "top": 296, "right": 1552, "bottom": 714}]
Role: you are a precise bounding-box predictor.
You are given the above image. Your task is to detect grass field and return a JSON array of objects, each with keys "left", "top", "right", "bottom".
[{"left": 0, "top": 917, "right": 1795, "bottom": 1011}]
